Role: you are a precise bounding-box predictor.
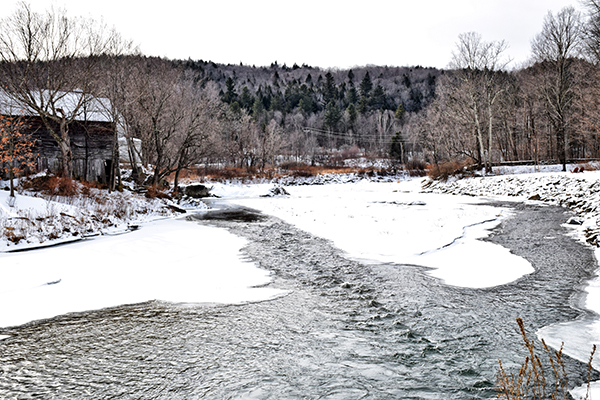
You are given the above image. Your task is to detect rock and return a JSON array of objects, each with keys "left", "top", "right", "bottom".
[
  {"left": 261, "top": 186, "right": 290, "bottom": 197},
  {"left": 183, "top": 184, "right": 211, "bottom": 198},
  {"left": 528, "top": 194, "right": 541, "bottom": 201},
  {"left": 167, "top": 204, "right": 187, "bottom": 213},
  {"left": 566, "top": 217, "right": 583, "bottom": 225}
]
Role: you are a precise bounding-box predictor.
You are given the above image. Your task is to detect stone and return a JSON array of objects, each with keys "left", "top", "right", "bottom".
[
  {"left": 183, "top": 184, "right": 211, "bottom": 198},
  {"left": 261, "top": 186, "right": 290, "bottom": 197}
]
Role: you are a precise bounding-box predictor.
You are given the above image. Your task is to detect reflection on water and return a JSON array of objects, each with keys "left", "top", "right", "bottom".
[{"left": 0, "top": 202, "right": 597, "bottom": 399}]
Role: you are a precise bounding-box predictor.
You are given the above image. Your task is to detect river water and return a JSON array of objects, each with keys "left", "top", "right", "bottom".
[{"left": 0, "top": 201, "right": 597, "bottom": 399}]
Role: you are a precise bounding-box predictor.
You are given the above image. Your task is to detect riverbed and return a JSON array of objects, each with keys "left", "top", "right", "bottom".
[{"left": 0, "top": 192, "right": 597, "bottom": 399}]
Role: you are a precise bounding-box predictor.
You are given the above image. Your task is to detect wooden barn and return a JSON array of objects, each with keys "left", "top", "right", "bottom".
[{"left": 1, "top": 91, "right": 118, "bottom": 183}]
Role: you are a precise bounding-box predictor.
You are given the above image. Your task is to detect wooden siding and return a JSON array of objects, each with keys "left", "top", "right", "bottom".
[{"left": 18, "top": 116, "right": 115, "bottom": 182}]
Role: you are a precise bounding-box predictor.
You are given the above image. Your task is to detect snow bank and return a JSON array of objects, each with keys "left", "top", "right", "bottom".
[
  {"left": 225, "top": 179, "right": 533, "bottom": 289},
  {"left": 0, "top": 217, "right": 283, "bottom": 329},
  {"left": 0, "top": 187, "right": 193, "bottom": 251}
]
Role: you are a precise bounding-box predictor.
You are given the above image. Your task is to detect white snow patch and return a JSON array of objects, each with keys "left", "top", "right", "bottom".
[
  {"left": 226, "top": 180, "right": 533, "bottom": 288},
  {"left": 0, "top": 217, "right": 283, "bottom": 328}
]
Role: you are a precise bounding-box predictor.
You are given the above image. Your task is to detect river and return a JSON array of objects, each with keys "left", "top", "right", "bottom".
[{"left": 0, "top": 201, "right": 597, "bottom": 399}]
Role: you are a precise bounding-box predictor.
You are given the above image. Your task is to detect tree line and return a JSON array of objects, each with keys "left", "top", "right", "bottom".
[
  {"left": 405, "top": 2, "right": 600, "bottom": 173},
  {"left": 3, "top": 2, "right": 600, "bottom": 191}
]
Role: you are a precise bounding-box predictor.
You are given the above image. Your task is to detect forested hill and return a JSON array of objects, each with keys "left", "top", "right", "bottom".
[{"left": 175, "top": 60, "right": 441, "bottom": 115}]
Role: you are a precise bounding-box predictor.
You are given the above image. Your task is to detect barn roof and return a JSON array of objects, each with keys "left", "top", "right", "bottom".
[{"left": 0, "top": 90, "right": 113, "bottom": 122}]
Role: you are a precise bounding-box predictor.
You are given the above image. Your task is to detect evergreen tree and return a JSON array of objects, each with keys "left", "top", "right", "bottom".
[
  {"left": 370, "top": 84, "right": 386, "bottom": 110},
  {"left": 223, "top": 76, "right": 237, "bottom": 104},
  {"left": 402, "top": 74, "right": 411, "bottom": 88},
  {"left": 347, "top": 69, "right": 355, "bottom": 83},
  {"left": 394, "top": 103, "right": 405, "bottom": 121},
  {"left": 322, "top": 72, "right": 338, "bottom": 105},
  {"left": 323, "top": 101, "right": 341, "bottom": 131},
  {"left": 389, "top": 131, "right": 405, "bottom": 162},
  {"left": 345, "top": 85, "right": 358, "bottom": 105},
  {"left": 239, "top": 86, "right": 254, "bottom": 111},
  {"left": 229, "top": 101, "right": 242, "bottom": 115},
  {"left": 357, "top": 96, "right": 369, "bottom": 114},
  {"left": 270, "top": 92, "right": 284, "bottom": 111},
  {"left": 252, "top": 98, "right": 264, "bottom": 121},
  {"left": 359, "top": 71, "right": 373, "bottom": 98},
  {"left": 346, "top": 103, "right": 357, "bottom": 126}
]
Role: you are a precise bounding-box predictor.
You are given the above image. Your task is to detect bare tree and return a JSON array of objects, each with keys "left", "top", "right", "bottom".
[
  {"left": 127, "top": 59, "right": 223, "bottom": 186},
  {"left": 448, "top": 32, "right": 510, "bottom": 173},
  {"left": 582, "top": 0, "right": 600, "bottom": 65},
  {"left": 531, "top": 6, "right": 583, "bottom": 171},
  {"left": 0, "top": 2, "right": 130, "bottom": 178}
]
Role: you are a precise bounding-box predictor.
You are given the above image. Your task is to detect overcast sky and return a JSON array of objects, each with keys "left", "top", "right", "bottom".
[{"left": 1, "top": 0, "right": 584, "bottom": 70}]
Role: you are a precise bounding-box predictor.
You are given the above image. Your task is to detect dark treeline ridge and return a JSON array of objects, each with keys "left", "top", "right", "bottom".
[
  {"left": 171, "top": 58, "right": 440, "bottom": 158},
  {"left": 176, "top": 59, "right": 439, "bottom": 115}
]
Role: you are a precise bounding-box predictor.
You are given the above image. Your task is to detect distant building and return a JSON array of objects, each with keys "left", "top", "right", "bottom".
[{"left": 0, "top": 91, "right": 118, "bottom": 183}]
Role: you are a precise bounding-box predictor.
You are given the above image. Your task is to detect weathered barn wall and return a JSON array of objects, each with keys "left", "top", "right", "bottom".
[{"left": 20, "top": 116, "right": 115, "bottom": 182}]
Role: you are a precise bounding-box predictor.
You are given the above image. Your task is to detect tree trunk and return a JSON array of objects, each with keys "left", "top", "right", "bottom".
[
  {"left": 58, "top": 139, "right": 73, "bottom": 178},
  {"left": 109, "top": 121, "right": 119, "bottom": 192},
  {"left": 8, "top": 136, "right": 15, "bottom": 198},
  {"left": 557, "top": 123, "right": 567, "bottom": 172},
  {"left": 173, "top": 168, "right": 181, "bottom": 190},
  {"left": 486, "top": 105, "right": 494, "bottom": 174},
  {"left": 58, "top": 114, "right": 73, "bottom": 178}
]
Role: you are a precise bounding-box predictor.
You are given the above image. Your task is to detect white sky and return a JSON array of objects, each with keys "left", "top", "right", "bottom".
[{"left": 1, "top": 1, "right": 583, "bottom": 70}]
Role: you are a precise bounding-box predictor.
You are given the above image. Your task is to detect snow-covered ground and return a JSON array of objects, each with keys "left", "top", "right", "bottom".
[
  {"left": 0, "top": 213, "right": 283, "bottom": 328},
  {"left": 0, "top": 184, "right": 283, "bottom": 328}
]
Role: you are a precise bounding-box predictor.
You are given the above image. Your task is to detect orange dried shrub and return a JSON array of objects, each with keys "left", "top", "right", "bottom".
[
  {"left": 0, "top": 116, "right": 37, "bottom": 195},
  {"left": 427, "top": 160, "right": 472, "bottom": 181},
  {"left": 145, "top": 184, "right": 171, "bottom": 199},
  {"left": 40, "top": 176, "right": 77, "bottom": 196}
]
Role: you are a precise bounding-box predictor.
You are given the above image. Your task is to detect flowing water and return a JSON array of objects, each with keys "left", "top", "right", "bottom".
[{"left": 0, "top": 201, "right": 597, "bottom": 399}]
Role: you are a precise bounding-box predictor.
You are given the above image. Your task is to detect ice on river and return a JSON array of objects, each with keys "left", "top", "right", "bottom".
[
  {"left": 222, "top": 179, "right": 534, "bottom": 289},
  {"left": 0, "top": 217, "right": 283, "bottom": 329}
]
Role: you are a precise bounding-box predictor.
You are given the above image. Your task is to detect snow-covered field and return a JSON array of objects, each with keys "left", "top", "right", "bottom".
[{"left": 2, "top": 165, "right": 600, "bottom": 395}]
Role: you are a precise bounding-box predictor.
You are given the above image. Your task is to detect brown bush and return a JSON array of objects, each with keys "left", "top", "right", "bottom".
[
  {"left": 145, "top": 184, "right": 171, "bottom": 199},
  {"left": 405, "top": 159, "right": 428, "bottom": 177},
  {"left": 3, "top": 226, "right": 25, "bottom": 244},
  {"left": 427, "top": 160, "right": 472, "bottom": 181},
  {"left": 22, "top": 175, "right": 78, "bottom": 196}
]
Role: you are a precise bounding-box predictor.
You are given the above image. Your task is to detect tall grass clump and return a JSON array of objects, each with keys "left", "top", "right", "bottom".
[{"left": 497, "top": 318, "right": 596, "bottom": 399}]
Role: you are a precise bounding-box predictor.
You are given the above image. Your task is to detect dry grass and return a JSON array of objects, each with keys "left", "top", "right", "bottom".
[
  {"left": 172, "top": 164, "right": 398, "bottom": 183},
  {"left": 427, "top": 160, "right": 475, "bottom": 181},
  {"left": 496, "top": 318, "right": 596, "bottom": 400},
  {"left": 144, "top": 184, "right": 172, "bottom": 199}
]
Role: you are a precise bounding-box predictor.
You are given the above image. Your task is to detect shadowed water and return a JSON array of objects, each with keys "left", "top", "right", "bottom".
[{"left": 0, "top": 202, "right": 597, "bottom": 399}]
